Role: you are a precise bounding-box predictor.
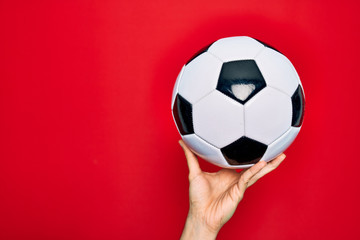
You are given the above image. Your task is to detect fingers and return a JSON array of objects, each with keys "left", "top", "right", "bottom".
[
  {"left": 237, "top": 160, "right": 267, "bottom": 192},
  {"left": 247, "top": 154, "right": 286, "bottom": 187},
  {"left": 179, "top": 140, "right": 202, "bottom": 181}
]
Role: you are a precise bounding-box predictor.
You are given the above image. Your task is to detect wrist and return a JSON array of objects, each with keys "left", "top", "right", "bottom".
[{"left": 180, "top": 212, "right": 219, "bottom": 240}]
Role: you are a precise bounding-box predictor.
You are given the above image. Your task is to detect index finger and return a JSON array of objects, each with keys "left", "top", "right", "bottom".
[
  {"left": 247, "top": 153, "right": 286, "bottom": 187},
  {"left": 238, "top": 160, "right": 267, "bottom": 190}
]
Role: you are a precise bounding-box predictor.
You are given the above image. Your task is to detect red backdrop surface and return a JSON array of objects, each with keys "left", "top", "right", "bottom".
[{"left": 0, "top": 0, "right": 359, "bottom": 239}]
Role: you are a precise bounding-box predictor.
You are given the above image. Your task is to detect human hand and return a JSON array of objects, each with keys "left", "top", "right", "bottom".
[{"left": 179, "top": 140, "right": 286, "bottom": 240}]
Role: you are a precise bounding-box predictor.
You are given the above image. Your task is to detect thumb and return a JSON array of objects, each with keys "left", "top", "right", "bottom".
[{"left": 179, "top": 140, "right": 202, "bottom": 180}]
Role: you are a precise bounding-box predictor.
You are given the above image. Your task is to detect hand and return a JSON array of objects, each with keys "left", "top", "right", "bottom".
[{"left": 179, "top": 140, "right": 286, "bottom": 240}]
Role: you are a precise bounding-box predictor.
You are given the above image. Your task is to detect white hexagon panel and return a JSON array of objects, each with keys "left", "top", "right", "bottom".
[
  {"left": 178, "top": 52, "right": 223, "bottom": 104},
  {"left": 193, "top": 90, "right": 244, "bottom": 149},
  {"left": 261, "top": 127, "right": 301, "bottom": 162},
  {"left": 208, "top": 36, "right": 264, "bottom": 62},
  {"left": 255, "top": 47, "right": 300, "bottom": 96},
  {"left": 244, "top": 87, "right": 292, "bottom": 145},
  {"left": 182, "top": 134, "right": 230, "bottom": 168}
]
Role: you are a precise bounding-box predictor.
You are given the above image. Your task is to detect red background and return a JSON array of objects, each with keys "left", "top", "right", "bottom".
[{"left": 0, "top": 0, "right": 359, "bottom": 239}]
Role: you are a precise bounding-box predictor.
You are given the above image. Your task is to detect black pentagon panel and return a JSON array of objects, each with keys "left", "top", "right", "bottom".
[
  {"left": 291, "top": 85, "right": 305, "bottom": 127},
  {"left": 254, "top": 38, "right": 282, "bottom": 54},
  {"left": 221, "top": 137, "right": 268, "bottom": 165},
  {"left": 186, "top": 42, "right": 214, "bottom": 65},
  {"left": 216, "top": 60, "right": 266, "bottom": 104},
  {"left": 173, "top": 94, "right": 194, "bottom": 135}
]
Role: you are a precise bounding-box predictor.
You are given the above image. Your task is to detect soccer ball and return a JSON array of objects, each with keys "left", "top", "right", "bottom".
[{"left": 171, "top": 36, "right": 305, "bottom": 169}]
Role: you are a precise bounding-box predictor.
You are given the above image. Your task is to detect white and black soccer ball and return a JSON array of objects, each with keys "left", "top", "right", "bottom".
[{"left": 171, "top": 36, "right": 305, "bottom": 169}]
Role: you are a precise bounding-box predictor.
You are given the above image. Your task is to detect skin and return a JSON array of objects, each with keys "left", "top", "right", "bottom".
[{"left": 179, "top": 140, "right": 286, "bottom": 240}]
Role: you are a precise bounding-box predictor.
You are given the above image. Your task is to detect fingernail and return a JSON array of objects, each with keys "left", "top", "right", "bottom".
[{"left": 178, "top": 140, "right": 184, "bottom": 148}]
